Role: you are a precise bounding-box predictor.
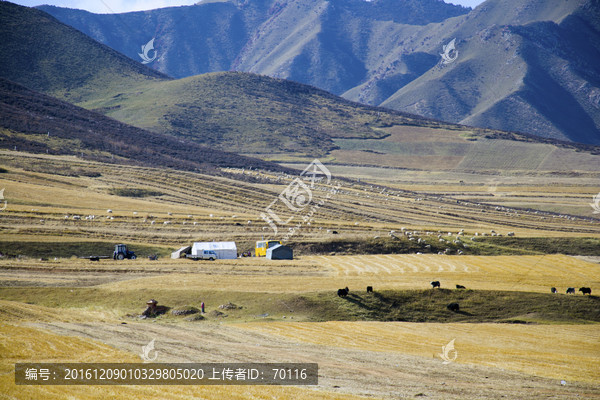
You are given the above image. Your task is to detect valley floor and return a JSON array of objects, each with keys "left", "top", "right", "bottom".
[{"left": 1, "top": 151, "right": 599, "bottom": 399}]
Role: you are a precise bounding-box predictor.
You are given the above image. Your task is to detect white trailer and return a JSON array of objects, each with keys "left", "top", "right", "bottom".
[{"left": 190, "top": 241, "right": 237, "bottom": 260}]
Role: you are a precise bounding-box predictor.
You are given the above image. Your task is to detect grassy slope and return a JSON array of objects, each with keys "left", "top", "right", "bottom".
[
  {"left": 0, "top": 287, "right": 599, "bottom": 325},
  {"left": 0, "top": 2, "right": 168, "bottom": 103},
  {"left": 80, "top": 71, "right": 429, "bottom": 157},
  {"left": 0, "top": 78, "right": 290, "bottom": 173},
  {"left": 78, "top": 71, "right": 600, "bottom": 163}
]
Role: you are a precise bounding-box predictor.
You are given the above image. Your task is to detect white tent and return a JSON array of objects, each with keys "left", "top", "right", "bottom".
[
  {"left": 171, "top": 246, "right": 191, "bottom": 259},
  {"left": 191, "top": 242, "right": 237, "bottom": 260}
]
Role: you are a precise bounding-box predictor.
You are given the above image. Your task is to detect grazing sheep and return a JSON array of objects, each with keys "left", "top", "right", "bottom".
[
  {"left": 366, "top": 286, "right": 373, "bottom": 293},
  {"left": 431, "top": 281, "right": 441, "bottom": 288},
  {"left": 579, "top": 287, "right": 592, "bottom": 295},
  {"left": 566, "top": 287, "right": 575, "bottom": 294},
  {"left": 447, "top": 303, "right": 460, "bottom": 312},
  {"left": 456, "top": 284, "right": 466, "bottom": 289},
  {"left": 551, "top": 287, "right": 557, "bottom": 293}
]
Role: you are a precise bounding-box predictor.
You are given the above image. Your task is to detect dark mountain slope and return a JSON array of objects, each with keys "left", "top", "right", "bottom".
[
  {"left": 378, "top": 0, "right": 600, "bottom": 144},
  {"left": 0, "top": 1, "right": 169, "bottom": 103}
]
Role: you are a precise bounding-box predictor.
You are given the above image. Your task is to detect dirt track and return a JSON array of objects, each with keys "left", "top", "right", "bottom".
[{"left": 29, "top": 320, "right": 600, "bottom": 399}]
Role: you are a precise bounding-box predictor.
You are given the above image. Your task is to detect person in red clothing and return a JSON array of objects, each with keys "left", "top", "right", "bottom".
[{"left": 200, "top": 301, "right": 205, "bottom": 313}]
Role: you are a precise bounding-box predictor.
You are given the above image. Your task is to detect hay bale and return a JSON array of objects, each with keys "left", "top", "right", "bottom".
[{"left": 218, "top": 302, "right": 240, "bottom": 310}]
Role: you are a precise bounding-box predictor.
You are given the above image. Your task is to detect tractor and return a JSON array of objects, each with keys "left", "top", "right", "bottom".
[{"left": 113, "top": 244, "right": 136, "bottom": 260}]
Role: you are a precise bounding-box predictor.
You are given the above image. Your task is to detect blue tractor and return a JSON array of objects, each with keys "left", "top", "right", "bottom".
[{"left": 113, "top": 244, "right": 136, "bottom": 260}]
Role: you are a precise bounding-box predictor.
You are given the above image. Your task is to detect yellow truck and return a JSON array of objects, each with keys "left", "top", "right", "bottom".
[{"left": 255, "top": 240, "right": 282, "bottom": 257}]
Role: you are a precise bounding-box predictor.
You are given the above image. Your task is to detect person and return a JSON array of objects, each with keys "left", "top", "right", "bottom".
[{"left": 200, "top": 301, "right": 205, "bottom": 313}]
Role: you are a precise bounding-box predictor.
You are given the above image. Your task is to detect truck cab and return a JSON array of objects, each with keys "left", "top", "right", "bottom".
[
  {"left": 187, "top": 250, "right": 217, "bottom": 261},
  {"left": 255, "top": 240, "right": 282, "bottom": 257}
]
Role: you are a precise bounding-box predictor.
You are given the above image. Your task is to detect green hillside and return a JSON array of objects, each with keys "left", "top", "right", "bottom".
[
  {"left": 0, "top": 1, "right": 169, "bottom": 103},
  {"left": 0, "top": 77, "right": 290, "bottom": 174},
  {"left": 79, "top": 71, "right": 440, "bottom": 157}
]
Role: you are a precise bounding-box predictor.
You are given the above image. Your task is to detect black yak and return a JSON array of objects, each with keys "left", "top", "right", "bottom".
[
  {"left": 366, "top": 286, "right": 373, "bottom": 293},
  {"left": 431, "top": 281, "right": 441, "bottom": 288},
  {"left": 447, "top": 303, "right": 460, "bottom": 312},
  {"left": 579, "top": 287, "right": 592, "bottom": 295},
  {"left": 337, "top": 287, "right": 349, "bottom": 297},
  {"left": 456, "top": 284, "right": 466, "bottom": 289},
  {"left": 551, "top": 287, "right": 557, "bottom": 293},
  {"left": 566, "top": 287, "right": 575, "bottom": 294}
]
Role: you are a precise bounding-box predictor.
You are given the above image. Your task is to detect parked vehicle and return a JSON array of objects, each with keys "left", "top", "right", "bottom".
[
  {"left": 113, "top": 244, "right": 136, "bottom": 260},
  {"left": 255, "top": 240, "right": 282, "bottom": 257},
  {"left": 186, "top": 250, "right": 217, "bottom": 261}
]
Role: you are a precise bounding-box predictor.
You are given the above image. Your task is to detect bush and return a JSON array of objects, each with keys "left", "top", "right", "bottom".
[{"left": 108, "top": 188, "right": 163, "bottom": 197}]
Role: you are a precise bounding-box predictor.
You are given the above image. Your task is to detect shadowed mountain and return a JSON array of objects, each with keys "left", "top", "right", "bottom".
[{"left": 0, "top": 1, "right": 169, "bottom": 105}]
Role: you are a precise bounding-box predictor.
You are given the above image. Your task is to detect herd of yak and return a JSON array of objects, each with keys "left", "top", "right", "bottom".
[{"left": 336, "top": 282, "right": 593, "bottom": 313}]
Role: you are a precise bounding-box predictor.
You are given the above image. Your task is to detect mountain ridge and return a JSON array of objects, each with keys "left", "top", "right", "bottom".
[{"left": 35, "top": 0, "right": 600, "bottom": 144}]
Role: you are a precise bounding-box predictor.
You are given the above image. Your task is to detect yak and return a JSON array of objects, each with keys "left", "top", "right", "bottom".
[{"left": 579, "top": 287, "right": 592, "bottom": 295}]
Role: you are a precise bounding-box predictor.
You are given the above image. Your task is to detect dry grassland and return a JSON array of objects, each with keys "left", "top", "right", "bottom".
[
  {"left": 239, "top": 321, "right": 600, "bottom": 383},
  {"left": 1, "top": 152, "right": 600, "bottom": 399},
  {"left": 91, "top": 254, "right": 600, "bottom": 295}
]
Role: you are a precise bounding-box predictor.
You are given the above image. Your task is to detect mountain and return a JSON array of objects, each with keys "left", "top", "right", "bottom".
[
  {"left": 36, "top": 0, "right": 600, "bottom": 144},
  {"left": 2, "top": 0, "right": 598, "bottom": 167},
  {"left": 0, "top": 77, "right": 290, "bottom": 174},
  {"left": 36, "top": 0, "right": 467, "bottom": 84},
  {"left": 0, "top": 1, "right": 447, "bottom": 158},
  {"left": 372, "top": 0, "right": 600, "bottom": 145}
]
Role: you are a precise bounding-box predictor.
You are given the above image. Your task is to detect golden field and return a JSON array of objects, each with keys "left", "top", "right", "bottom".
[{"left": 1, "top": 151, "right": 599, "bottom": 399}]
